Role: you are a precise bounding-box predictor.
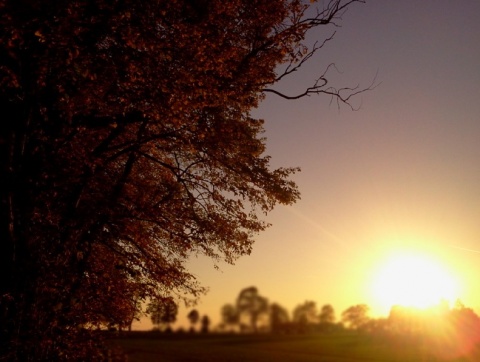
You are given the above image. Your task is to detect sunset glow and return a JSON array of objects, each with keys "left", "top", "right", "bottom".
[
  {"left": 371, "top": 252, "right": 460, "bottom": 311},
  {"left": 129, "top": 1, "right": 480, "bottom": 333}
]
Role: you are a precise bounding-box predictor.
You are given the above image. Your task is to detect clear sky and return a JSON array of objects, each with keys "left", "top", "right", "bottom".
[{"left": 134, "top": 0, "right": 480, "bottom": 330}]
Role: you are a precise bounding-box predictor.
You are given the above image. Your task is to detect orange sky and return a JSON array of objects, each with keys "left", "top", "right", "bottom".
[{"left": 134, "top": 0, "right": 480, "bottom": 330}]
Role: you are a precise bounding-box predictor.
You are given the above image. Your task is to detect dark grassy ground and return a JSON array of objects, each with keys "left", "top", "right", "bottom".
[{"left": 110, "top": 331, "right": 480, "bottom": 362}]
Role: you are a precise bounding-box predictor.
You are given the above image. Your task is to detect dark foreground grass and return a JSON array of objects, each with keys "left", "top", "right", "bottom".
[{"left": 111, "top": 332, "right": 480, "bottom": 362}]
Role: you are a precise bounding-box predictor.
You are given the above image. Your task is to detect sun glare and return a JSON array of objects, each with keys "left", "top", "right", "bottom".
[{"left": 371, "top": 252, "right": 460, "bottom": 312}]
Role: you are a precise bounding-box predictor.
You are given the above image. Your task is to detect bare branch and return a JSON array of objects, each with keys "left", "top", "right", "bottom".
[
  {"left": 301, "top": 0, "right": 366, "bottom": 27},
  {"left": 275, "top": 33, "right": 336, "bottom": 83},
  {"left": 263, "top": 67, "right": 380, "bottom": 110},
  {"left": 261, "top": 0, "right": 370, "bottom": 108}
]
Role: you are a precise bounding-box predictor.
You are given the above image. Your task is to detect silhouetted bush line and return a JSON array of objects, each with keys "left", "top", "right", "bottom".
[
  {"left": 213, "top": 286, "right": 480, "bottom": 359},
  {"left": 108, "top": 292, "right": 480, "bottom": 361}
]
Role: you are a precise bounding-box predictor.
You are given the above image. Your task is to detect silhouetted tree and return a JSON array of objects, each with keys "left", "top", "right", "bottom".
[
  {"left": 387, "top": 305, "right": 422, "bottom": 335},
  {"left": 269, "top": 303, "right": 290, "bottom": 333},
  {"left": 187, "top": 309, "right": 200, "bottom": 333},
  {"left": 317, "top": 304, "right": 336, "bottom": 332},
  {"left": 236, "top": 287, "right": 269, "bottom": 332},
  {"left": 221, "top": 304, "right": 240, "bottom": 332},
  {"left": 447, "top": 301, "right": 480, "bottom": 354},
  {"left": 147, "top": 298, "right": 178, "bottom": 331},
  {"left": 0, "top": 0, "right": 368, "bottom": 358},
  {"left": 382, "top": 301, "right": 480, "bottom": 358},
  {"left": 319, "top": 304, "right": 336, "bottom": 324},
  {"left": 341, "top": 304, "right": 370, "bottom": 330},
  {"left": 200, "top": 315, "right": 210, "bottom": 334},
  {"left": 293, "top": 301, "right": 318, "bottom": 333},
  {"left": 126, "top": 296, "right": 144, "bottom": 332}
]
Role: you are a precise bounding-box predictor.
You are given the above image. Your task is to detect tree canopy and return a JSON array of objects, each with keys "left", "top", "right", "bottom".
[{"left": 1, "top": 0, "right": 366, "bottom": 359}]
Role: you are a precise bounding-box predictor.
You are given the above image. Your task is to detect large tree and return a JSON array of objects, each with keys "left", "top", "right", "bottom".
[{"left": 0, "top": 0, "right": 366, "bottom": 359}]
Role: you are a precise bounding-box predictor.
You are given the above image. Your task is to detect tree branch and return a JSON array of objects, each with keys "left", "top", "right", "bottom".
[
  {"left": 275, "top": 34, "right": 336, "bottom": 83},
  {"left": 264, "top": 65, "right": 380, "bottom": 110}
]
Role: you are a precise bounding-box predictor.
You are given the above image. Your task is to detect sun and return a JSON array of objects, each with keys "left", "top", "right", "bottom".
[{"left": 371, "top": 252, "right": 460, "bottom": 312}]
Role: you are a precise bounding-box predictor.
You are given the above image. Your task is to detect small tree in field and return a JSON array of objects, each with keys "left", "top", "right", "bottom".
[
  {"left": 319, "top": 304, "right": 336, "bottom": 324},
  {"left": 200, "top": 315, "right": 211, "bottom": 334},
  {"left": 293, "top": 301, "right": 318, "bottom": 333},
  {"left": 221, "top": 304, "right": 240, "bottom": 332},
  {"left": 236, "top": 287, "right": 269, "bottom": 333},
  {"left": 341, "top": 304, "right": 370, "bottom": 330},
  {"left": 187, "top": 309, "right": 200, "bottom": 332},
  {"left": 147, "top": 298, "right": 178, "bottom": 332},
  {"left": 318, "top": 304, "right": 336, "bottom": 332},
  {"left": 270, "top": 303, "right": 290, "bottom": 333}
]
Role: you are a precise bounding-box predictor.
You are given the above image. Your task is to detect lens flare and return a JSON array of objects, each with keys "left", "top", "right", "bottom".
[{"left": 371, "top": 253, "right": 460, "bottom": 310}]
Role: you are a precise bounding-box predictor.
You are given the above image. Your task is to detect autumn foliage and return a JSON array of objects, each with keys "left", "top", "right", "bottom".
[{"left": 0, "top": 0, "right": 363, "bottom": 360}]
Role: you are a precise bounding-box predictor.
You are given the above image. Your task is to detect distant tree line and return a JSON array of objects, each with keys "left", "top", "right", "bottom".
[
  {"left": 218, "top": 286, "right": 343, "bottom": 334},
  {"left": 140, "top": 284, "right": 480, "bottom": 359},
  {"left": 215, "top": 285, "right": 480, "bottom": 349},
  {"left": 145, "top": 298, "right": 210, "bottom": 334},
  {"left": 116, "top": 289, "right": 480, "bottom": 362}
]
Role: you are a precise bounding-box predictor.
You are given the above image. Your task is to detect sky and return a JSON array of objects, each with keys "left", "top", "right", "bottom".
[{"left": 134, "top": 0, "right": 480, "bottom": 330}]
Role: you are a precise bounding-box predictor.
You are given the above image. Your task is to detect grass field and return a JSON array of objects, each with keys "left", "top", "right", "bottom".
[{"left": 111, "top": 332, "right": 480, "bottom": 362}]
